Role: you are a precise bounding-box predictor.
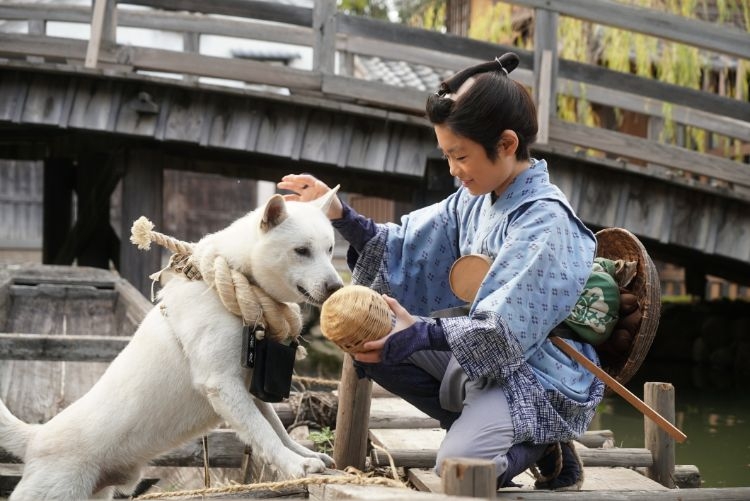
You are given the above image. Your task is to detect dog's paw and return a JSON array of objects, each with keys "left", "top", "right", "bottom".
[
  {"left": 315, "top": 452, "right": 336, "bottom": 469},
  {"left": 300, "top": 457, "right": 327, "bottom": 475},
  {"left": 284, "top": 456, "right": 327, "bottom": 478}
]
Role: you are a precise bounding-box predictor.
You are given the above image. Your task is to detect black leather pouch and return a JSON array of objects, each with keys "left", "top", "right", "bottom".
[{"left": 249, "top": 336, "right": 298, "bottom": 403}]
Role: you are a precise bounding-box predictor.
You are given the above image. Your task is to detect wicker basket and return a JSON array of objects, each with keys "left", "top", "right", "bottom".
[
  {"left": 595, "top": 228, "right": 661, "bottom": 386},
  {"left": 319, "top": 285, "right": 394, "bottom": 354}
]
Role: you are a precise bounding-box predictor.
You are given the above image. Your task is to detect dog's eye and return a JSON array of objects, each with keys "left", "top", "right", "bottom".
[
  {"left": 295, "top": 247, "right": 311, "bottom": 257},
  {"left": 328, "top": 246, "right": 333, "bottom": 254}
]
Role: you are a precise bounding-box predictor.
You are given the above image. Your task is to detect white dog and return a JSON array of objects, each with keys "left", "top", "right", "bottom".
[{"left": 0, "top": 189, "right": 344, "bottom": 500}]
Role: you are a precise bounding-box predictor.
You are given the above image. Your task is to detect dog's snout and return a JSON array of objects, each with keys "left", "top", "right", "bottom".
[{"left": 326, "top": 281, "right": 343, "bottom": 297}]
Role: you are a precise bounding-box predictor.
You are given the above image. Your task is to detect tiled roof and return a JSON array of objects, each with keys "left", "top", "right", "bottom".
[{"left": 354, "top": 55, "right": 452, "bottom": 92}]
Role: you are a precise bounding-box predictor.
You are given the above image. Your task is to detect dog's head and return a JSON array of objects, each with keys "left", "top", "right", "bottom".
[{"left": 234, "top": 188, "right": 344, "bottom": 306}]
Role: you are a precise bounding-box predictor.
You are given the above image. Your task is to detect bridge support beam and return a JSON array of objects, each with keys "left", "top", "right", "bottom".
[
  {"left": 42, "top": 158, "right": 75, "bottom": 265},
  {"left": 43, "top": 154, "right": 121, "bottom": 269},
  {"left": 120, "top": 149, "right": 164, "bottom": 299}
]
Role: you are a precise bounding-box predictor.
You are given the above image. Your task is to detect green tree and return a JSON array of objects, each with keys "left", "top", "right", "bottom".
[{"left": 338, "top": 0, "right": 390, "bottom": 20}]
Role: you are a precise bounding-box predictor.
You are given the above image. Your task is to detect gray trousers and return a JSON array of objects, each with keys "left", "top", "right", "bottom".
[{"left": 406, "top": 351, "right": 515, "bottom": 478}]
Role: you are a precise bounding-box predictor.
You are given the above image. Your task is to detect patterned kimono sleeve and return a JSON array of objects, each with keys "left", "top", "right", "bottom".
[
  {"left": 351, "top": 194, "right": 465, "bottom": 316},
  {"left": 438, "top": 311, "right": 525, "bottom": 383}
]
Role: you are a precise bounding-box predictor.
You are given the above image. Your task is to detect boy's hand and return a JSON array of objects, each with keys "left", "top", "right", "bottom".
[
  {"left": 353, "top": 295, "right": 416, "bottom": 364},
  {"left": 277, "top": 174, "right": 343, "bottom": 219}
]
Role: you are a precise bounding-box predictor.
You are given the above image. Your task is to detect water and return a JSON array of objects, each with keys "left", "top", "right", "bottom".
[{"left": 595, "top": 361, "right": 750, "bottom": 488}]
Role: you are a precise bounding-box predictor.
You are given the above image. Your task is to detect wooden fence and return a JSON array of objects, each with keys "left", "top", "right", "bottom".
[{"left": 0, "top": 0, "right": 748, "bottom": 202}]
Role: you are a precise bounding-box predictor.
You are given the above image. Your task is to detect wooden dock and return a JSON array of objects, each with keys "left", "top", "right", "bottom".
[{"left": 2, "top": 265, "right": 750, "bottom": 499}]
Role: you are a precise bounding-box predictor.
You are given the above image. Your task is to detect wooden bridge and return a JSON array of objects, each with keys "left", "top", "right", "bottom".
[{"left": 0, "top": 0, "right": 749, "bottom": 293}]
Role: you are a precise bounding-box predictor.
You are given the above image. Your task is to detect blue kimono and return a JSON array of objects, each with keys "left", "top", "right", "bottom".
[{"left": 341, "top": 159, "right": 604, "bottom": 444}]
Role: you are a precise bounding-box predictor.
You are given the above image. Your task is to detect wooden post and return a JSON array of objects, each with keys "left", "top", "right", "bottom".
[
  {"left": 183, "top": 32, "right": 200, "bottom": 83},
  {"left": 644, "top": 382, "right": 677, "bottom": 488},
  {"left": 119, "top": 150, "right": 164, "bottom": 299},
  {"left": 42, "top": 158, "right": 75, "bottom": 265},
  {"left": 86, "top": 0, "right": 117, "bottom": 68},
  {"left": 333, "top": 354, "right": 372, "bottom": 470},
  {"left": 441, "top": 457, "right": 496, "bottom": 498},
  {"left": 27, "top": 19, "right": 46, "bottom": 64},
  {"left": 533, "top": 8, "right": 558, "bottom": 121},
  {"left": 536, "top": 49, "right": 552, "bottom": 145},
  {"left": 313, "top": 0, "right": 336, "bottom": 75}
]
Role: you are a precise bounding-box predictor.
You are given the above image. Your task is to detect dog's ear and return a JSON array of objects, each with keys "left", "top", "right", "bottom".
[
  {"left": 260, "top": 194, "right": 289, "bottom": 232},
  {"left": 310, "top": 185, "right": 341, "bottom": 213}
]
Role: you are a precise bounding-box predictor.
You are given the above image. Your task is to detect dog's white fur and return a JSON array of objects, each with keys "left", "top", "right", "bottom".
[{"left": 0, "top": 191, "right": 344, "bottom": 500}]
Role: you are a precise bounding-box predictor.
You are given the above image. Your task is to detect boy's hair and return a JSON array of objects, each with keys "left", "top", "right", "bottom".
[{"left": 426, "top": 53, "right": 538, "bottom": 161}]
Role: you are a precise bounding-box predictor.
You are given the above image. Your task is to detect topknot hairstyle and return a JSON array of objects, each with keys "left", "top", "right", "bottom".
[{"left": 426, "top": 52, "right": 537, "bottom": 161}]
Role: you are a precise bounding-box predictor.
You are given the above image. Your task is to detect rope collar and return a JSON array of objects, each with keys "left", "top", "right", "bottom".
[{"left": 130, "top": 216, "right": 307, "bottom": 359}]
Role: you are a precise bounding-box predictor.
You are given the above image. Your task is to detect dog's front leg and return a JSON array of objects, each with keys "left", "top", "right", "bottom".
[
  {"left": 201, "top": 375, "right": 327, "bottom": 479},
  {"left": 256, "top": 399, "right": 335, "bottom": 468}
]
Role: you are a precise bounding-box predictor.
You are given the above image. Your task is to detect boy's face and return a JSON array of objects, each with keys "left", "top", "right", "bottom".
[{"left": 434, "top": 124, "right": 525, "bottom": 197}]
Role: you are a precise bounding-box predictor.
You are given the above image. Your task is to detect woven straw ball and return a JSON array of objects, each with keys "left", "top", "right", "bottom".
[{"left": 320, "top": 285, "right": 394, "bottom": 353}]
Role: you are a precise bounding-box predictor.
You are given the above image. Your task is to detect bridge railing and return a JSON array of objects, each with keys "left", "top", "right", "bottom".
[{"left": 0, "top": 0, "right": 748, "bottom": 201}]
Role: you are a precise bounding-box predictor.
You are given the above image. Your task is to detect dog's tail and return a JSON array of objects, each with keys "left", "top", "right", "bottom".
[{"left": 0, "top": 397, "right": 36, "bottom": 461}]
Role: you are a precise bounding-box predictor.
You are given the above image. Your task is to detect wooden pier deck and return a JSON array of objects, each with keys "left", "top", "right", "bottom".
[{"left": 2, "top": 265, "right": 750, "bottom": 499}]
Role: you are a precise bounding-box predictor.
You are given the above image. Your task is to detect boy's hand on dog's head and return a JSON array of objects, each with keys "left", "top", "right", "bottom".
[{"left": 278, "top": 174, "right": 343, "bottom": 219}]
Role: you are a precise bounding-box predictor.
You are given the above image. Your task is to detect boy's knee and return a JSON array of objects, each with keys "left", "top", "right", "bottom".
[{"left": 435, "top": 437, "right": 474, "bottom": 476}]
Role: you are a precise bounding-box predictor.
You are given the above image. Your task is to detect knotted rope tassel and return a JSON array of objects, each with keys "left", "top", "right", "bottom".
[{"left": 129, "top": 216, "right": 306, "bottom": 358}]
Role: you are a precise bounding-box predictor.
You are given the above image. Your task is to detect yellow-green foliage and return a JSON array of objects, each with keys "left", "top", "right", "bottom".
[{"left": 466, "top": 0, "right": 749, "bottom": 155}]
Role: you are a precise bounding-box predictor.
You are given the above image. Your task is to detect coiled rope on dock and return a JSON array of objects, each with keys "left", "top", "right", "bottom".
[{"left": 129, "top": 216, "right": 304, "bottom": 352}]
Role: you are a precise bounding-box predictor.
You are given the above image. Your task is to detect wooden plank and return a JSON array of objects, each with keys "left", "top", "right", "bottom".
[
  {"left": 163, "top": 89, "right": 209, "bottom": 143},
  {"left": 550, "top": 119, "right": 750, "bottom": 190},
  {"left": 205, "top": 96, "right": 258, "bottom": 151},
  {"left": 333, "top": 355, "right": 372, "bottom": 470},
  {"left": 345, "top": 118, "right": 392, "bottom": 172},
  {"left": 85, "top": 0, "right": 115, "bottom": 69},
  {"left": 409, "top": 466, "right": 669, "bottom": 493},
  {"left": 0, "top": 333, "right": 129, "bottom": 362},
  {"left": 0, "top": 3, "right": 315, "bottom": 47},
  {"left": 614, "top": 176, "right": 671, "bottom": 242},
  {"left": 0, "top": 70, "right": 28, "bottom": 123},
  {"left": 106, "top": 45, "right": 322, "bottom": 91},
  {"left": 182, "top": 31, "right": 200, "bottom": 84},
  {"left": 3, "top": 5, "right": 750, "bottom": 125},
  {"left": 507, "top": 0, "right": 750, "bottom": 61},
  {"left": 299, "top": 110, "right": 348, "bottom": 165},
  {"left": 313, "top": 0, "right": 336, "bottom": 74},
  {"left": 68, "top": 78, "right": 119, "bottom": 131},
  {"left": 556, "top": 78, "right": 750, "bottom": 143},
  {"left": 337, "top": 11, "right": 750, "bottom": 122},
  {"left": 407, "top": 468, "right": 442, "bottom": 493},
  {"left": 311, "top": 483, "right": 750, "bottom": 501},
  {"left": 713, "top": 200, "right": 750, "bottom": 262},
  {"left": 391, "top": 127, "right": 431, "bottom": 177},
  {"left": 337, "top": 33, "right": 482, "bottom": 78},
  {"left": 322, "top": 74, "right": 425, "bottom": 114},
  {"left": 122, "top": 0, "right": 313, "bottom": 27},
  {"left": 369, "top": 428, "right": 655, "bottom": 468},
  {"left": 369, "top": 428, "right": 445, "bottom": 451},
  {"left": 368, "top": 397, "right": 439, "bottom": 429},
  {"left": 644, "top": 382, "right": 676, "bottom": 488},
  {"left": 253, "top": 104, "right": 301, "bottom": 158},
  {"left": 441, "top": 458, "right": 495, "bottom": 498},
  {"left": 20, "top": 73, "right": 70, "bottom": 126},
  {"left": 535, "top": 48, "right": 553, "bottom": 145}
]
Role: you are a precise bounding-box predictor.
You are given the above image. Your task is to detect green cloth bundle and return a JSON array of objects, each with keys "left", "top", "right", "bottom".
[{"left": 564, "top": 258, "right": 621, "bottom": 345}]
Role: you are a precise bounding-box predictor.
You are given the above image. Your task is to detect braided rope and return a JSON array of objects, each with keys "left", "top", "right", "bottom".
[
  {"left": 130, "top": 217, "right": 302, "bottom": 345},
  {"left": 135, "top": 472, "right": 407, "bottom": 500}
]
